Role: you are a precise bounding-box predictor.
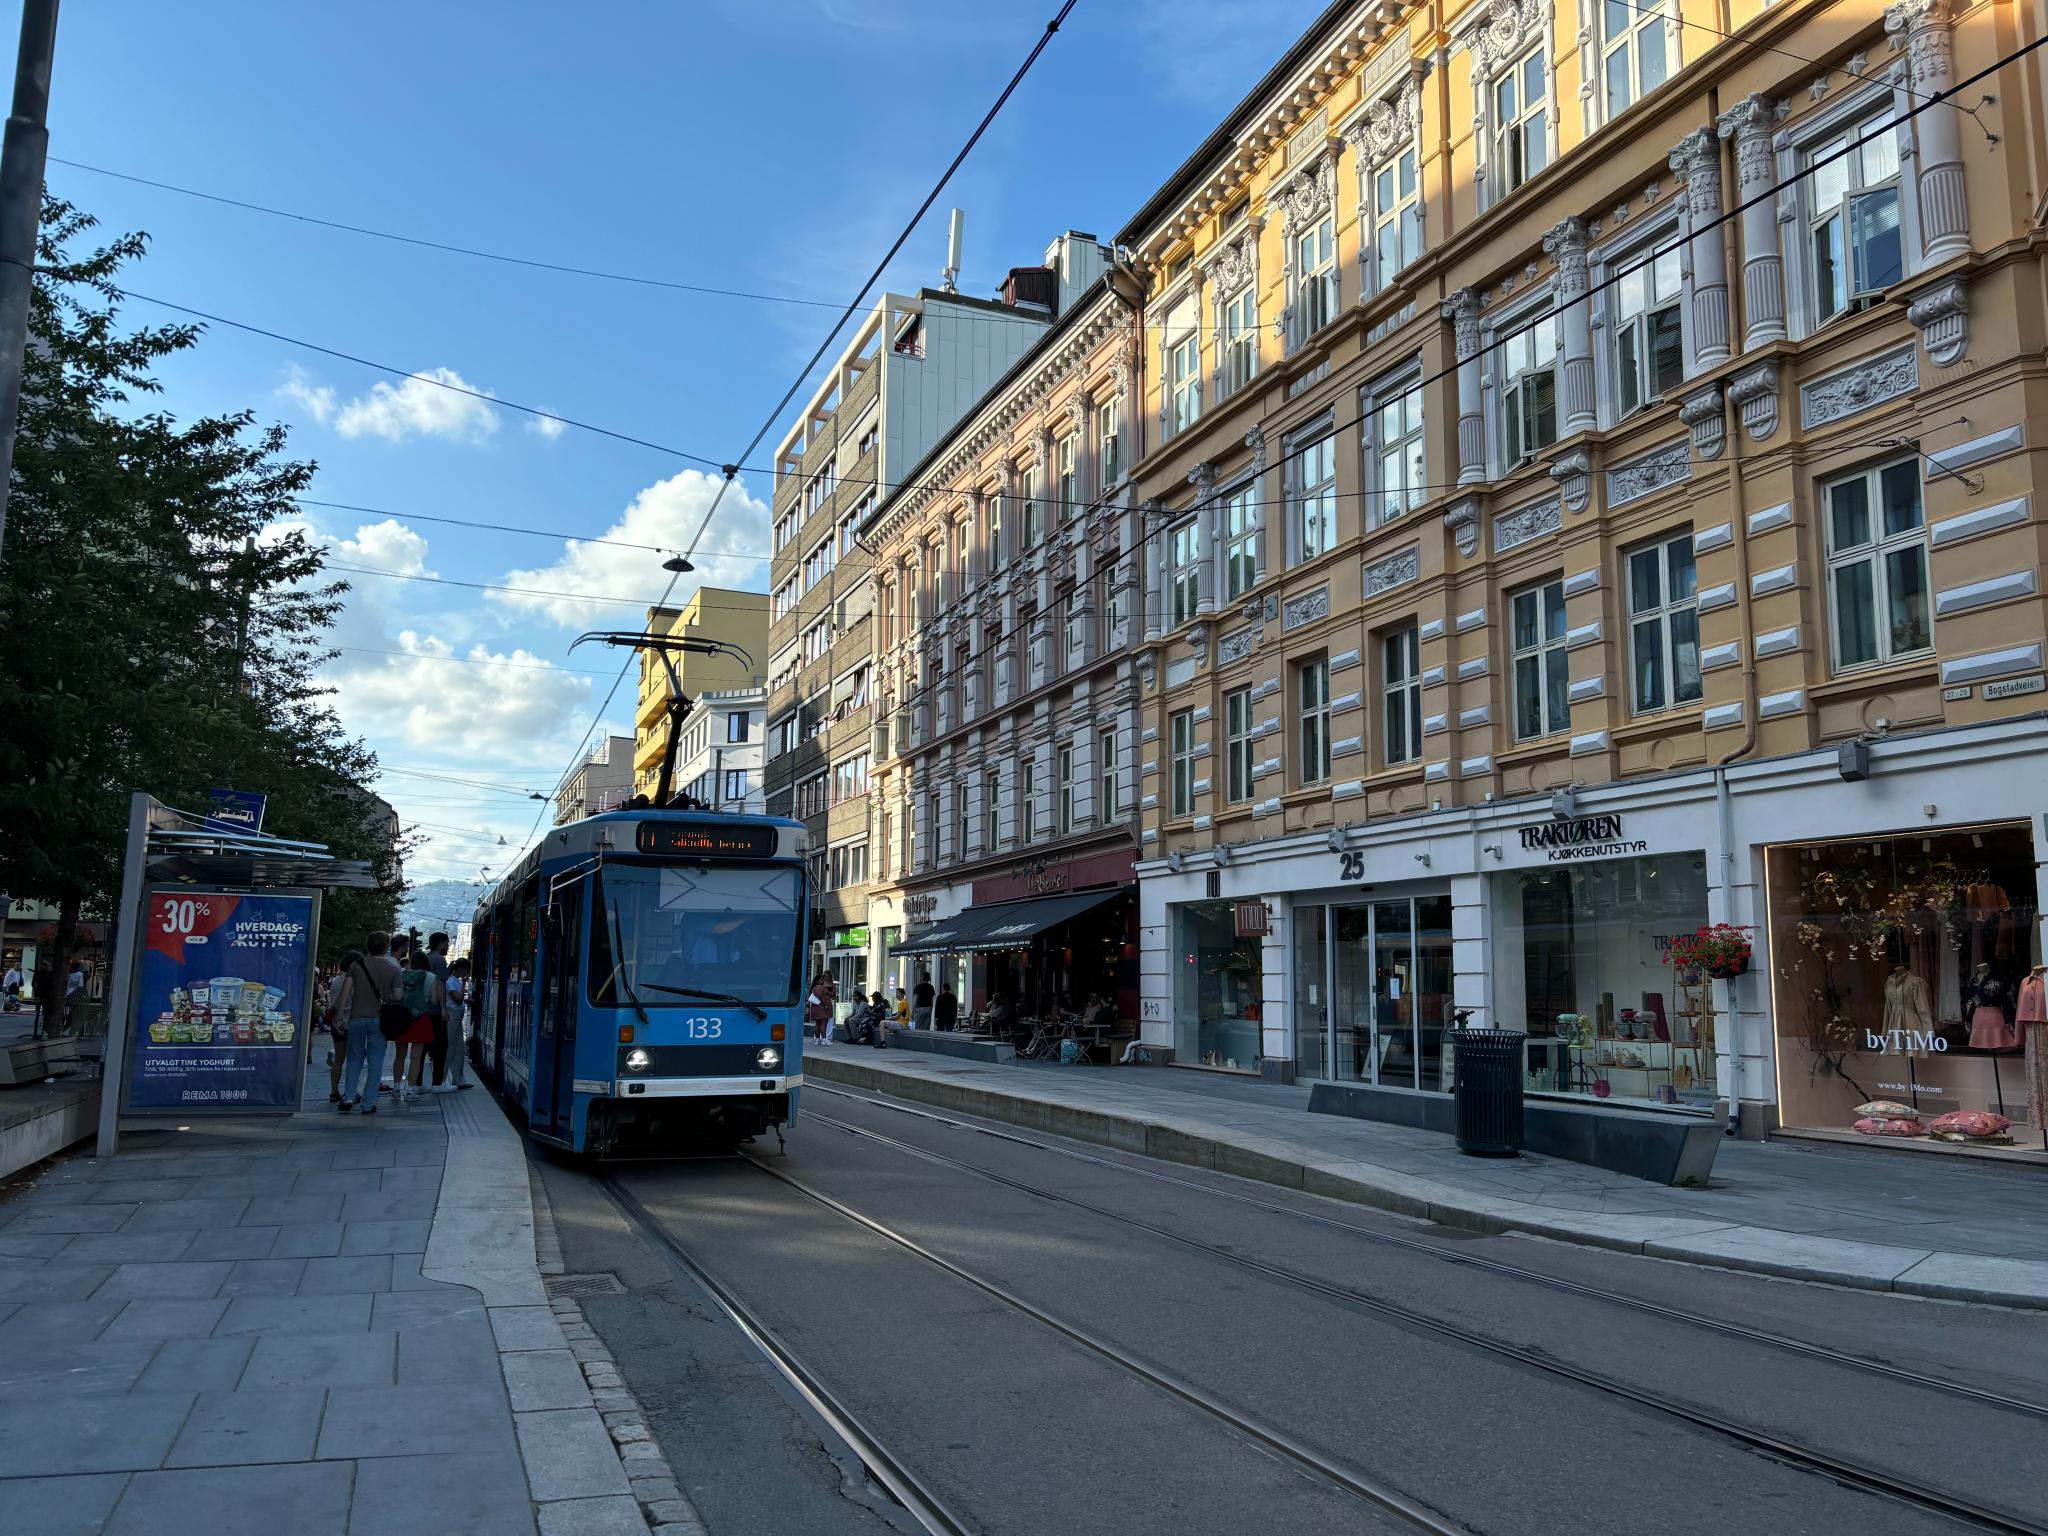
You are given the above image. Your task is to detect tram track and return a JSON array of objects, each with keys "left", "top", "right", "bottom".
[
  {"left": 599, "top": 1161, "right": 1476, "bottom": 1536},
  {"left": 809, "top": 1082, "right": 2048, "bottom": 1420},
  {"left": 798, "top": 1094, "right": 2048, "bottom": 1536}
]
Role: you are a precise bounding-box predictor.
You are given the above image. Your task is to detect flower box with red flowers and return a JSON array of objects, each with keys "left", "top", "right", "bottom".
[{"left": 1665, "top": 923, "right": 1753, "bottom": 980}]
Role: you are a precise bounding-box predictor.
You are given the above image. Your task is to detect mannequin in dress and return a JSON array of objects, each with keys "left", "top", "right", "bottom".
[
  {"left": 1966, "top": 963, "right": 2021, "bottom": 1051},
  {"left": 2022, "top": 964, "right": 2047, "bottom": 1142},
  {"left": 1883, "top": 963, "right": 1933, "bottom": 1040}
]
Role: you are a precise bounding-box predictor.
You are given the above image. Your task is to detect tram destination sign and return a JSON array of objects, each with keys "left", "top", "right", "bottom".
[
  {"left": 635, "top": 821, "right": 779, "bottom": 858},
  {"left": 1519, "top": 813, "right": 1646, "bottom": 862}
]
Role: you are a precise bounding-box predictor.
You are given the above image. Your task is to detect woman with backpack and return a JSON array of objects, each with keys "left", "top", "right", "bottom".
[
  {"left": 332, "top": 932, "right": 405, "bottom": 1114},
  {"left": 394, "top": 949, "right": 444, "bottom": 1107}
]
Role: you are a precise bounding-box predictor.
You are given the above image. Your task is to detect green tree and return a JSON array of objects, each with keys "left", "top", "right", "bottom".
[{"left": 0, "top": 200, "right": 405, "bottom": 1010}]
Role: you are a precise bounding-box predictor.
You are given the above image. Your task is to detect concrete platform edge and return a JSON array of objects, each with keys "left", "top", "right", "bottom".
[{"left": 804, "top": 1053, "right": 2048, "bottom": 1311}]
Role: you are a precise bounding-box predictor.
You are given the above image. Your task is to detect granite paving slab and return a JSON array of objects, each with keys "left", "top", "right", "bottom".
[
  {"left": 102, "top": 1460, "right": 354, "bottom": 1536},
  {"left": 0, "top": 1472, "right": 130, "bottom": 1536}
]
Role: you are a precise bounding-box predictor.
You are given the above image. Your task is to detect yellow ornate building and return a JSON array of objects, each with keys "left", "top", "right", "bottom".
[
  {"left": 631, "top": 587, "right": 767, "bottom": 799},
  {"left": 1120, "top": 0, "right": 2048, "bottom": 1157}
]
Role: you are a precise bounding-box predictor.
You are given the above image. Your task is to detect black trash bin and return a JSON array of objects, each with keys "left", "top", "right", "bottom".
[{"left": 1452, "top": 1028, "right": 1526, "bottom": 1157}]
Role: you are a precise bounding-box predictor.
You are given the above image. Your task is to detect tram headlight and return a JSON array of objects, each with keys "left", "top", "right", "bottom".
[
  {"left": 754, "top": 1046, "right": 782, "bottom": 1072},
  {"left": 624, "top": 1048, "right": 651, "bottom": 1073}
]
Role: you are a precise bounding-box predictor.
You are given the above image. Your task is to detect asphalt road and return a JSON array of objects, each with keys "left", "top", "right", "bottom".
[{"left": 535, "top": 1085, "right": 2048, "bottom": 1536}]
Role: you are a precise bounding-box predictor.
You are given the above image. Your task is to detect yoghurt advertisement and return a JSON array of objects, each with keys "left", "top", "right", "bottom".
[{"left": 127, "top": 890, "right": 314, "bottom": 1113}]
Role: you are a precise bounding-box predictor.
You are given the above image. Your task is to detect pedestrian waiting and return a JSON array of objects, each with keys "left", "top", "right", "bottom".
[
  {"left": 394, "top": 949, "right": 445, "bottom": 1104},
  {"left": 333, "top": 932, "right": 403, "bottom": 1115}
]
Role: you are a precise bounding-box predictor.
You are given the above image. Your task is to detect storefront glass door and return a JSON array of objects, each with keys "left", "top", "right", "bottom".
[{"left": 1303, "top": 893, "right": 1454, "bottom": 1089}]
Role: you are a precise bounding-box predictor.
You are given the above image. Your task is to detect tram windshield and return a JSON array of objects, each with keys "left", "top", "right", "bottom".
[{"left": 588, "top": 860, "right": 804, "bottom": 1009}]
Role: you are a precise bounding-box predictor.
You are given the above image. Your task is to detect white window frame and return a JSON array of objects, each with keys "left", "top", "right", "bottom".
[
  {"left": 1056, "top": 433, "right": 1078, "bottom": 522},
  {"left": 1057, "top": 744, "right": 1076, "bottom": 834},
  {"left": 1099, "top": 726, "right": 1119, "bottom": 821},
  {"left": 1288, "top": 428, "right": 1338, "bottom": 565},
  {"left": 1020, "top": 759, "right": 1040, "bottom": 842},
  {"left": 1486, "top": 292, "right": 1560, "bottom": 472},
  {"left": 1223, "top": 483, "right": 1260, "bottom": 601},
  {"left": 1361, "top": 365, "right": 1424, "bottom": 528},
  {"left": 1591, "top": 216, "right": 1693, "bottom": 426},
  {"left": 1292, "top": 215, "right": 1338, "bottom": 348},
  {"left": 1021, "top": 462, "right": 1042, "bottom": 551},
  {"left": 1595, "top": 0, "right": 1675, "bottom": 125},
  {"left": 1822, "top": 455, "right": 1932, "bottom": 673},
  {"left": 984, "top": 769, "right": 1000, "bottom": 851},
  {"left": 1169, "top": 708, "right": 1197, "bottom": 818},
  {"left": 1298, "top": 657, "right": 1331, "bottom": 787},
  {"left": 1222, "top": 285, "right": 1259, "bottom": 397},
  {"left": 1097, "top": 397, "right": 1121, "bottom": 492},
  {"left": 954, "top": 780, "right": 968, "bottom": 862},
  {"left": 1381, "top": 626, "right": 1422, "bottom": 766},
  {"left": 1624, "top": 528, "right": 1703, "bottom": 715},
  {"left": 1224, "top": 686, "right": 1255, "bottom": 804},
  {"left": 1509, "top": 578, "right": 1570, "bottom": 741},
  {"left": 1776, "top": 84, "right": 1923, "bottom": 341},
  {"left": 1063, "top": 588, "right": 1086, "bottom": 670},
  {"left": 1170, "top": 329, "right": 1202, "bottom": 437},
  {"left": 1169, "top": 517, "right": 1203, "bottom": 626},
  {"left": 722, "top": 768, "right": 749, "bottom": 804},
  {"left": 1491, "top": 45, "right": 1551, "bottom": 199}
]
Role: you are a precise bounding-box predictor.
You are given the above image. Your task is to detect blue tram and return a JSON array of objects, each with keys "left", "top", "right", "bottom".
[{"left": 469, "top": 808, "right": 809, "bottom": 1155}]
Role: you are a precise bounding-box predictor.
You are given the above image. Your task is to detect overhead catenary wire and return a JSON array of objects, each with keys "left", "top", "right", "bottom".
[{"left": 519, "top": 0, "right": 1083, "bottom": 856}]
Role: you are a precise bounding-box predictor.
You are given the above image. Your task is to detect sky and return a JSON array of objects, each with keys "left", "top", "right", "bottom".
[{"left": 47, "top": 0, "right": 1310, "bottom": 900}]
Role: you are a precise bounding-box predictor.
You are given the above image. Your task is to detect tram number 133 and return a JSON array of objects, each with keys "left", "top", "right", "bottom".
[{"left": 685, "top": 1018, "right": 723, "bottom": 1039}]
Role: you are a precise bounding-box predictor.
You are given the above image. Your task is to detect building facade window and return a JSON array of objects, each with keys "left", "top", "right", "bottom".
[
  {"left": 831, "top": 752, "right": 870, "bottom": 805},
  {"left": 726, "top": 711, "right": 751, "bottom": 743},
  {"left": 983, "top": 769, "right": 999, "bottom": 851},
  {"left": 1367, "top": 376, "right": 1424, "bottom": 526},
  {"left": 1097, "top": 397, "right": 1121, "bottom": 491},
  {"left": 1020, "top": 759, "right": 1040, "bottom": 841},
  {"left": 1808, "top": 112, "right": 1903, "bottom": 327},
  {"left": 722, "top": 768, "right": 749, "bottom": 804},
  {"left": 808, "top": 537, "right": 839, "bottom": 592},
  {"left": 954, "top": 781, "right": 968, "bottom": 862},
  {"left": 1169, "top": 708, "right": 1197, "bottom": 818},
  {"left": 1021, "top": 462, "right": 1043, "bottom": 551},
  {"left": 1382, "top": 626, "right": 1422, "bottom": 765},
  {"left": 1824, "top": 456, "right": 1930, "bottom": 670},
  {"left": 1170, "top": 518, "right": 1203, "bottom": 626},
  {"left": 1500, "top": 311, "right": 1559, "bottom": 465},
  {"left": 829, "top": 840, "right": 868, "bottom": 889},
  {"left": 1613, "top": 245, "right": 1683, "bottom": 417},
  {"left": 1223, "top": 285, "right": 1258, "bottom": 396},
  {"left": 1292, "top": 433, "right": 1338, "bottom": 563},
  {"left": 1298, "top": 657, "right": 1331, "bottom": 786},
  {"left": 1370, "top": 144, "right": 1420, "bottom": 290},
  {"left": 1626, "top": 529, "right": 1701, "bottom": 712},
  {"left": 1601, "top": 0, "right": 1668, "bottom": 121},
  {"left": 1224, "top": 485, "right": 1259, "bottom": 600},
  {"left": 987, "top": 489, "right": 1005, "bottom": 572},
  {"left": 1294, "top": 216, "right": 1338, "bottom": 344},
  {"left": 1225, "top": 686, "right": 1255, "bottom": 803},
  {"left": 772, "top": 576, "right": 800, "bottom": 621},
  {"left": 1493, "top": 47, "right": 1549, "bottom": 195},
  {"left": 1057, "top": 434, "right": 1078, "bottom": 521},
  {"left": 1170, "top": 326, "right": 1202, "bottom": 435},
  {"left": 1099, "top": 726, "right": 1118, "bottom": 821},
  {"left": 774, "top": 507, "right": 799, "bottom": 552},
  {"left": 1063, "top": 589, "right": 1086, "bottom": 671},
  {"left": 796, "top": 771, "right": 829, "bottom": 820},
  {"left": 1510, "top": 579, "right": 1569, "bottom": 740},
  {"left": 1057, "top": 744, "right": 1076, "bottom": 834},
  {"left": 772, "top": 712, "right": 798, "bottom": 755}
]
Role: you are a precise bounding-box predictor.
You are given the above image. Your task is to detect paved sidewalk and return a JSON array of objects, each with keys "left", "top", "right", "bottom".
[
  {"left": 808, "top": 1045, "right": 2048, "bottom": 1309},
  {"left": 0, "top": 1065, "right": 697, "bottom": 1535}
]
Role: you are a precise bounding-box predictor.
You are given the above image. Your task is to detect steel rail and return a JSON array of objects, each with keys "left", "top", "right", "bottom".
[
  {"left": 730, "top": 1153, "right": 1474, "bottom": 1536},
  {"left": 597, "top": 1174, "right": 979, "bottom": 1536},
  {"left": 809, "top": 1082, "right": 2048, "bottom": 1420},
  {"left": 804, "top": 1105, "right": 2047, "bottom": 1536}
]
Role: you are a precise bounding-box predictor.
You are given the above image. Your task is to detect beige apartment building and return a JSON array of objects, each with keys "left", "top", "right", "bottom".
[
  {"left": 766, "top": 279, "right": 1062, "bottom": 1002},
  {"left": 1122, "top": 0, "right": 2048, "bottom": 1159},
  {"left": 864, "top": 238, "right": 1144, "bottom": 1015},
  {"left": 631, "top": 588, "right": 767, "bottom": 800}
]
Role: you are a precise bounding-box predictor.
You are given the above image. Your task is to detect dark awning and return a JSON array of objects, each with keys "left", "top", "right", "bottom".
[{"left": 893, "top": 887, "right": 1127, "bottom": 958}]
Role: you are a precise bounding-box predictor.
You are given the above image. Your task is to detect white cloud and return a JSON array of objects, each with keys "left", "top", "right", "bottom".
[
  {"left": 527, "top": 413, "right": 567, "bottom": 440},
  {"left": 491, "top": 468, "right": 770, "bottom": 632},
  {"left": 278, "top": 364, "right": 336, "bottom": 424},
  {"left": 330, "top": 631, "right": 596, "bottom": 763},
  {"left": 334, "top": 518, "right": 434, "bottom": 578},
  {"left": 334, "top": 367, "right": 500, "bottom": 444}
]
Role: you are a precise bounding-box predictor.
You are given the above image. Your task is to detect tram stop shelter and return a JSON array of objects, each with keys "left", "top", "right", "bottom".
[{"left": 95, "top": 792, "right": 379, "bottom": 1158}]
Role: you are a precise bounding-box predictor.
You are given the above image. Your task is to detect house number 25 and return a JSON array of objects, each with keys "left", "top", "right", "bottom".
[{"left": 1337, "top": 850, "right": 1365, "bottom": 881}]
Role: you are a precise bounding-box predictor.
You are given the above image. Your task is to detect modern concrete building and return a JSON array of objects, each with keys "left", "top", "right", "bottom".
[
  {"left": 1115, "top": 0, "right": 2048, "bottom": 1160},
  {"left": 766, "top": 245, "right": 1098, "bottom": 1002},
  {"left": 864, "top": 245, "right": 1145, "bottom": 1017},
  {"left": 556, "top": 734, "right": 637, "bottom": 825},
  {"left": 672, "top": 686, "right": 767, "bottom": 815},
  {"left": 632, "top": 588, "right": 768, "bottom": 799}
]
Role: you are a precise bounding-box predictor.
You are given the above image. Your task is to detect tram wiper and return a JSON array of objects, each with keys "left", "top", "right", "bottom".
[
  {"left": 641, "top": 984, "right": 766, "bottom": 1021},
  {"left": 605, "top": 898, "right": 650, "bottom": 1027}
]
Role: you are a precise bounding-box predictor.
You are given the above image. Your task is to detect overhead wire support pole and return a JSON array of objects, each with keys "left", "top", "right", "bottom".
[{"left": 0, "top": 0, "right": 56, "bottom": 565}]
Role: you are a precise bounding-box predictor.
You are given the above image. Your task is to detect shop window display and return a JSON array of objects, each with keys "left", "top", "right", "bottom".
[
  {"left": 1489, "top": 853, "right": 1716, "bottom": 1111},
  {"left": 1173, "top": 901, "right": 1263, "bottom": 1071},
  {"left": 1291, "top": 894, "right": 1453, "bottom": 1088},
  {"left": 1767, "top": 823, "right": 2043, "bottom": 1155}
]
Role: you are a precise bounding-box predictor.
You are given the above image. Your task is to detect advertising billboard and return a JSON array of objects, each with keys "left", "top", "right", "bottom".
[{"left": 124, "top": 889, "right": 316, "bottom": 1114}]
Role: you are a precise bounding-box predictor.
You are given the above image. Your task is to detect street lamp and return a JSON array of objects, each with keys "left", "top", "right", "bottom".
[{"left": 663, "top": 554, "right": 694, "bottom": 574}]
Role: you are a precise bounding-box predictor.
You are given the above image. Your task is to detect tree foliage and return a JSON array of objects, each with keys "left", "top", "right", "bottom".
[{"left": 0, "top": 200, "right": 406, "bottom": 981}]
